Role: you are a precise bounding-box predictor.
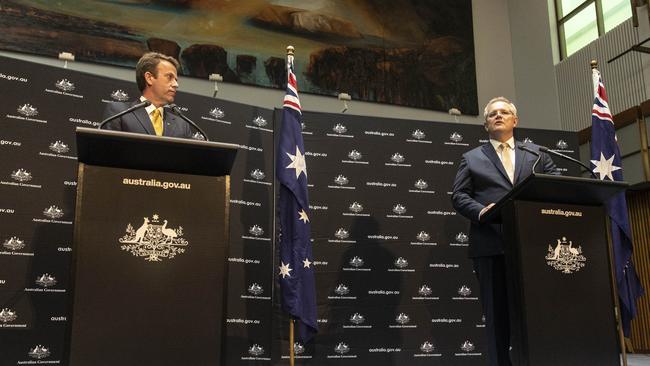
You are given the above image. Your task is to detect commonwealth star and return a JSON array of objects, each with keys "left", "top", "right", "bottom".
[
  {"left": 591, "top": 152, "right": 621, "bottom": 180},
  {"left": 279, "top": 262, "right": 292, "bottom": 278},
  {"left": 298, "top": 209, "right": 309, "bottom": 223},
  {"left": 286, "top": 146, "right": 307, "bottom": 179}
]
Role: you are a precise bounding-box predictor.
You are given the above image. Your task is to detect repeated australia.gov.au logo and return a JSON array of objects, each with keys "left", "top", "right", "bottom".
[
  {"left": 407, "top": 129, "right": 432, "bottom": 144},
  {"left": 335, "top": 342, "right": 350, "bottom": 354},
  {"left": 253, "top": 116, "right": 267, "bottom": 127},
  {"left": 327, "top": 123, "right": 354, "bottom": 138},
  {"left": 410, "top": 230, "right": 436, "bottom": 246},
  {"left": 461, "top": 340, "right": 475, "bottom": 352},
  {"left": 17, "top": 104, "right": 38, "bottom": 117},
  {"left": 28, "top": 345, "right": 51, "bottom": 360},
  {"left": 43, "top": 205, "right": 64, "bottom": 219},
  {"left": 10, "top": 168, "right": 32, "bottom": 182},
  {"left": 0, "top": 308, "right": 18, "bottom": 323},
  {"left": 242, "top": 342, "right": 271, "bottom": 361},
  {"left": 110, "top": 89, "right": 130, "bottom": 101},
  {"left": 246, "top": 116, "right": 272, "bottom": 132},
  {"left": 334, "top": 174, "right": 348, "bottom": 186},
  {"left": 55, "top": 79, "right": 75, "bottom": 92},
  {"left": 119, "top": 213, "right": 188, "bottom": 262},
  {"left": 45, "top": 79, "right": 84, "bottom": 99},
  {"left": 3, "top": 236, "right": 26, "bottom": 251},
  {"left": 248, "top": 344, "right": 264, "bottom": 356},
  {"left": 244, "top": 169, "right": 271, "bottom": 186},
  {"left": 49, "top": 141, "right": 70, "bottom": 154},
  {"left": 7, "top": 103, "right": 46, "bottom": 123},
  {"left": 454, "top": 339, "right": 482, "bottom": 357},
  {"left": 250, "top": 169, "right": 265, "bottom": 180},
  {"left": 35, "top": 273, "right": 57, "bottom": 288},
  {"left": 210, "top": 107, "right": 225, "bottom": 119},
  {"left": 242, "top": 224, "right": 271, "bottom": 241}
]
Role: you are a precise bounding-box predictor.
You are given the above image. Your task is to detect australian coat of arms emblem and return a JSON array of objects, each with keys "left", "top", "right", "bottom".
[
  {"left": 119, "top": 214, "right": 188, "bottom": 261},
  {"left": 545, "top": 237, "right": 586, "bottom": 274}
]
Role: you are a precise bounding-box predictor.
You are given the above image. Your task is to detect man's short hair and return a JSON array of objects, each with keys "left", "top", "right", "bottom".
[
  {"left": 483, "top": 97, "right": 517, "bottom": 120},
  {"left": 135, "top": 52, "right": 180, "bottom": 92}
]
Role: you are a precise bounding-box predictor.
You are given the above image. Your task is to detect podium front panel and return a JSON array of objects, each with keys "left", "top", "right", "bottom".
[
  {"left": 69, "top": 164, "right": 229, "bottom": 366},
  {"left": 508, "top": 201, "right": 618, "bottom": 366}
]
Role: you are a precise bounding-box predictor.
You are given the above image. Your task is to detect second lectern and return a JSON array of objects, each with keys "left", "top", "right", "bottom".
[
  {"left": 481, "top": 173, "right": 627, "bottom": 366},
  {"left": 67, "top": 128, "right": 238, "bottom": 366}
]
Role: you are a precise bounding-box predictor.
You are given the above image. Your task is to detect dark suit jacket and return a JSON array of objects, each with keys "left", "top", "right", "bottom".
[
  {"left": 451, "top": 141, "right": 557, "bottom": 257},
  {"left": 102, "top": 101, "right": 194, "bottom": 138}
]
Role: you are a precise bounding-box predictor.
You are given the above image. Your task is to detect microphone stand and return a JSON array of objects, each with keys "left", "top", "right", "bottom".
[
  {"left": 166, "top": 104, "right": 210, "bottom": 141},
  {"left": 538, "top": 146, "right": 598, "bottom": 179},
  {"left": 518, "top": 145, "right": 542, "bottom": 174},
  {"left": 98, "top": 100, "right": 151, "bottom": 130}
]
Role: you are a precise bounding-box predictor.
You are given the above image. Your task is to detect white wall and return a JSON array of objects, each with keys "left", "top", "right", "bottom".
[
  {"left": 1, "top": 0, "right": 561, "bottom": 129},
  {"left": 472, "top": 0, "right": 517, "bottom": 122},
  {"left": 507, "top": 0, "right": 562, "bottom": 130}
]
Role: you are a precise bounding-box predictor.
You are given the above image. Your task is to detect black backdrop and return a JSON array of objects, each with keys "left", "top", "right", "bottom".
[{"left": 0, "top": 56, "right": 579, "bottom": 365}]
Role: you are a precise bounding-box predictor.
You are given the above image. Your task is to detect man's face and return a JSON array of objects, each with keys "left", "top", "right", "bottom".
[
  {"left": 484, "top": 101, "right": 518, "bottom": 140},
  {"left": 145, "top": 60, "right": 178, "bottom": 106}
]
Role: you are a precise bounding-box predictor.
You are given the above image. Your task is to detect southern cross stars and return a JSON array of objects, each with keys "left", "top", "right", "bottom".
[
  {"left": 279, "top": 259, "right": 313, "bottom": 278},
  {"left": 286, "top": 146, "right": 307, "bottom": 179},
  {"left": 298, "top": 209, "right": 309, "bottom": 223},
  {"left": 591, "top": 152, "right": 621, "bottom": 181}
]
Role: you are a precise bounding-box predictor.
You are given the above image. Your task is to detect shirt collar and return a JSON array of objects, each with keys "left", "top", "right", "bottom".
[
  {"left": 490, "top": 137, "right": 515, "bottom": 151},
  {"left": 140, "top": 96, "right": 160, "bottom": 116}
]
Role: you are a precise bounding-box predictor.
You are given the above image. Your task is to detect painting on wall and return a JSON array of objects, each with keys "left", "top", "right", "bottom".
[{"left": 0, "top": 0, "right": 478, "bottom": 114}]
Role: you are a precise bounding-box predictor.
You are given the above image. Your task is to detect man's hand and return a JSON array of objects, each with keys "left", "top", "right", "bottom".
[{"left": 478, "top": 203, "right": 496, "bottom": 220}]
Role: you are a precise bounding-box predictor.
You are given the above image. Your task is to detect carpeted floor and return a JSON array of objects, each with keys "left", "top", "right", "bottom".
[{"left": 627, "top": 354, "right": 650, "bottom": 366}]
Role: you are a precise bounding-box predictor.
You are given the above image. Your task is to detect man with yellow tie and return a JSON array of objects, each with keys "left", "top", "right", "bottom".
[
  {"left": 451, "top": 97, "right": 557, "bottom": 366},
  {"left": 102, "top": 52, "right": 193, "bottom": 138}
]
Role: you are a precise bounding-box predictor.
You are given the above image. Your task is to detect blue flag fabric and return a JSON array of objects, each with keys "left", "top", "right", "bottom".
[
  {"left": 276, "top": 52, "right": 318, "bottom": 342},
  {"left": 590, "top": 69, "right": 644, "bottom": 336}
]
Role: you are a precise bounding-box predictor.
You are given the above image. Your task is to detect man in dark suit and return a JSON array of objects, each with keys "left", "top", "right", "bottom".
[
  {"left": 102, "top": 52, "right": 193, "bottom": 138},
  {"left": 451, "top": 97, "right": 557, "bottom": 366}
]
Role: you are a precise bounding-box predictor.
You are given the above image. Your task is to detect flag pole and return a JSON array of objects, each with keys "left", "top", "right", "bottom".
[
  {"left": 287, "top": 44, "right": 296, "bottom": 366},
  {"left": 289, "top": 318, "right": 295, "bottom": 366},
  {"left": 592, "top": 59, "right": 628, "bottom": 366},
  {"left": 606, "top": 214, "right": 628, "bottom": 366}
]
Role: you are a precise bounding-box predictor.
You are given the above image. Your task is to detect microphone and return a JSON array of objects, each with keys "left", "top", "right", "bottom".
[
  {"left": 518, "top": 145, "right": 541, "bottom": 174},
  {"left": 165, "top": 104, "right": 209, "bottom": 141},
  {"left": 98, "top": 100, "right": 151, "bottom": 130},
  {"left": 538, "top": 145, "right": 597, "bottom": 179}
]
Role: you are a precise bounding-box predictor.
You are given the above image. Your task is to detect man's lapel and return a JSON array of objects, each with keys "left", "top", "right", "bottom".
[
  {"left": 481, "top": 143, "right": 512, "bottom": 185},
  {"left": 132, "top": 102, "right": 155, "bottom": 135},
  {"left": 162, "top": 109, "right": 178, "bottom": 137},
  {"left": 513, "top": 140, "right": 526, "bottom": 184}
]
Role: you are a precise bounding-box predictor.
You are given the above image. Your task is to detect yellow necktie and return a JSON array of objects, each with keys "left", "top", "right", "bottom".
[
  {"left": 151, "top": 108, "right": 163, "bottom": 136},
  {"left": 499, "top": 143, "right": 514, "bottom": 182}
]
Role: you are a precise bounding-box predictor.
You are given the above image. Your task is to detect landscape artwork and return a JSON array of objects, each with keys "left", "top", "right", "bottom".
[{"left": 0, "top": 0, "right": 478, "bottom": 114}]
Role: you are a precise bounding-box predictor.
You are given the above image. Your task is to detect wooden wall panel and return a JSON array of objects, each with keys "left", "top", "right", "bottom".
[{"left": 628, "top": 189, "right": 650, "bottom": 352}]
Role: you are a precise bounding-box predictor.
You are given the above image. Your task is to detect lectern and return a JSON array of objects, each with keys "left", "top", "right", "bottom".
[
  {"left": 480, "top": 173, "right": 627, "bottom": 366},
  {"left": 67, "top": 127, "right": 238, "bottom": 366}
]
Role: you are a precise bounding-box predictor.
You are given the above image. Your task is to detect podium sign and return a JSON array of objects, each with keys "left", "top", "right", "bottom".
[
  {"left": 68, "top": 128, "right": 236, "bottom": 366},
  {"left": 68, "top": 165, "right": 229, "bottom": 365},
  {"left": 503, "top": 202, "right": 619, "bottom": 366}
]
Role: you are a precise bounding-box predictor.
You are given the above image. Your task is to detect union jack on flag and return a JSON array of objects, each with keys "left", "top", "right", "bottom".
[
  {"left": 283, "top": 54, "right": 301, "bottom": 113},
  {"left": 590, "top": 68, "right": 643, "bottom": 336},
  {"left": 276, "top": 48, "right": 318, "bottom": 342}
]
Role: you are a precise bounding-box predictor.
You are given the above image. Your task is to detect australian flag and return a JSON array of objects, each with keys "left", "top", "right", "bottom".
[
  {"left": 590, "top": 68, "right": 644, "bottom": 336},
  {"left": 276, "top": 49, "right": 318, "bottom": 342}
]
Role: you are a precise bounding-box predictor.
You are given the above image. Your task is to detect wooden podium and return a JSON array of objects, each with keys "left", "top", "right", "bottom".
[
  {"left": 67, "top": 128, "right": 238, "bottom": 366},
  {"left": 481, "top": 173, "right": 628, "bottom": 366}
]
